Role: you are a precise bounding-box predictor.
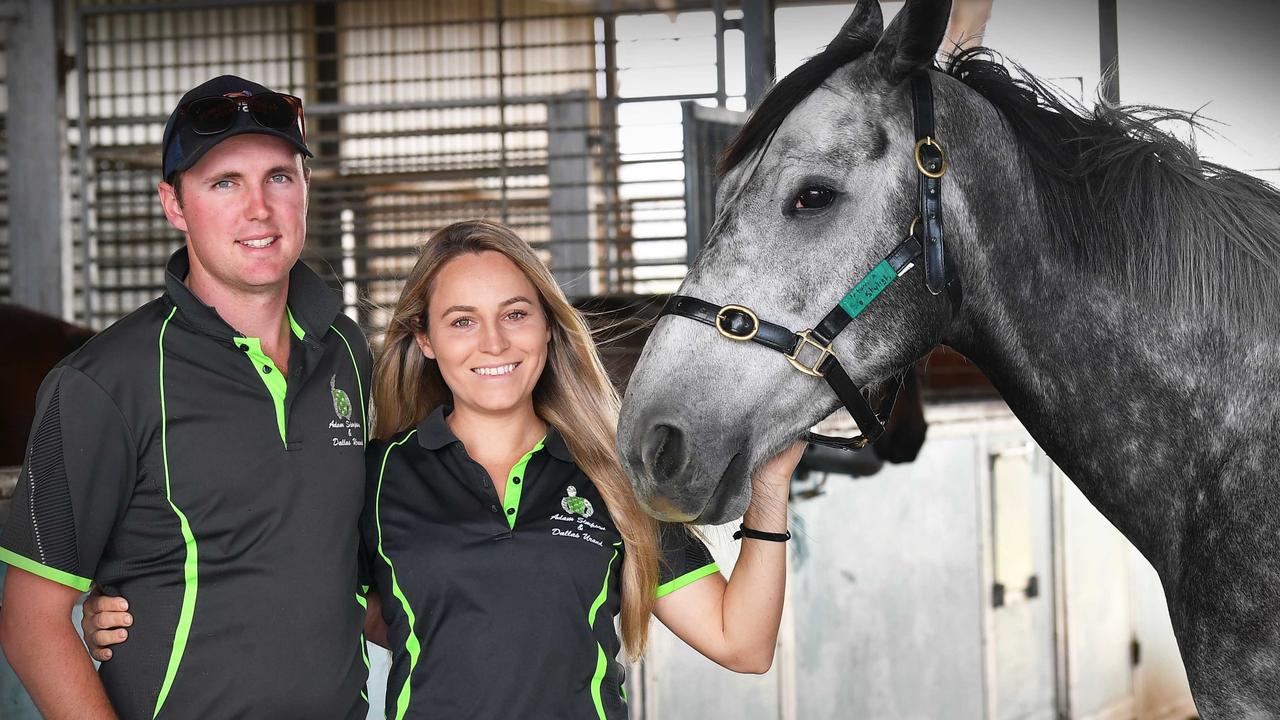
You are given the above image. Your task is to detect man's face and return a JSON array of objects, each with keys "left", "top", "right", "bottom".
[{"left": 158, "top": 133, "right": 309, "bottom": 295}]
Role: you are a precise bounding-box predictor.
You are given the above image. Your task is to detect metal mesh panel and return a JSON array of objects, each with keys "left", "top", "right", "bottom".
[
  {"left": 74, "top": 2, "right": 311, "bottom": 324},
  {"left": 71, "top": 0, "right": 747, "bottom": 330},
  {"left": 682, "top": 101, "right": 744, "bottom": 262}
]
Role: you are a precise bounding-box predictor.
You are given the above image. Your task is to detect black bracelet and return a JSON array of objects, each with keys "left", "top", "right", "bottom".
[{"left": 732, "top": 524, "right": 791, "bottom": 542}]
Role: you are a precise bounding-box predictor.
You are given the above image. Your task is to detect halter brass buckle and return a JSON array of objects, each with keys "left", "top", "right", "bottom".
[
  {"left": 914, "top": 136, "right": 948, "bottom": 179},
  {"left": 715, "top": 304, "right": 760, "bottom": 342},
  {"left": 786, "top": 329, "right": 833, "bottom": 378}
]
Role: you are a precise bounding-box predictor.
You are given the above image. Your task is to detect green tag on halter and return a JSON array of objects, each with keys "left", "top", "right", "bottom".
[{"left": 838, "top": 260, "right": 898, "bottom": 319}]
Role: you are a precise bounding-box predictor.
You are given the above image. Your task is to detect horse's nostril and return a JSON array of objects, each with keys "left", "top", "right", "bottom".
[{"left": 644, "top": 423, "right": 687, "bottom": 480}]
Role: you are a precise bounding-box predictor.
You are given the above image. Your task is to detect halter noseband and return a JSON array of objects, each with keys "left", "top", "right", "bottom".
[{"left": 660, "top": 73, "right": 961, "bottom": 451}]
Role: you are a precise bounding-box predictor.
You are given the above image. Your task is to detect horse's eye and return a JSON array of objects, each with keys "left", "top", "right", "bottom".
[{"left": 793, "top": 186, "right": 835, "bottom": 211}]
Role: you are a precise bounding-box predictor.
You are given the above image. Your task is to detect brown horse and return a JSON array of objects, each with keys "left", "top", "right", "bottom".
[{"left": 0, "top": 304, "right": 95, "bottom": 467}]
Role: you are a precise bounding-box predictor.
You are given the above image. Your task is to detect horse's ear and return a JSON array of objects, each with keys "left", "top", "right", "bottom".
[
  {"left": 830, "top": 0, "right": 885, "bottom": 55},
  {"left": 869, "top": 0, "right": 951, "bottom": 85}
]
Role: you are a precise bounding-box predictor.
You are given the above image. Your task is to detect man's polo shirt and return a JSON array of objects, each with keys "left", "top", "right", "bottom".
[
  {"left": 0, "top": 248, "right": 372, "bottom": 719},
  {"left": 362, "top": 405, "right": 721, "bottom": 720}
]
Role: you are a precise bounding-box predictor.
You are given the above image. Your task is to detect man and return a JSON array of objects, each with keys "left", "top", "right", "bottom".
[{"left": 0, "top": 75, "right": 371, "bottom": 719}]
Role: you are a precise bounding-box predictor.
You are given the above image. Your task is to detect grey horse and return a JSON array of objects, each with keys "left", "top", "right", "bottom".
[{"left": 617, "top": 0, "right": 1280, "bottom": 715}]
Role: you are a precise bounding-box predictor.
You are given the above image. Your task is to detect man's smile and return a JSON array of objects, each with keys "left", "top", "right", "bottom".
[{"left": 236, "top": 234, "right": 279, "bottom": 249}]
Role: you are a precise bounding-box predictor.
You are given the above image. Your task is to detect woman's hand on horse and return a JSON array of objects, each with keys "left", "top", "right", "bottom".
[
  {"left": 80, "top": 587, "right": 132, "bottom": 661},
  {"left": 751, "top": 441, "right": 807, "bottom": 496}
]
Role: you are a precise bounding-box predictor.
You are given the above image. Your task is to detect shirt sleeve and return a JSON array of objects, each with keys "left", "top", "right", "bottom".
[
  {"left": 654, "top": 523, "right": 721, "bottom": 599},
  {"left": 0, "top": 366, "right": 136, "bottom": 592}
]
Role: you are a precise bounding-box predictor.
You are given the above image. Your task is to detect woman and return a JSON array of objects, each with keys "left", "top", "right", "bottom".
[{"left": 85, "top": 219, "right": 804, "bottom": 719}]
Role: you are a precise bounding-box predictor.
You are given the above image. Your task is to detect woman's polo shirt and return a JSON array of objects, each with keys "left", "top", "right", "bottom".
[{"left": 361, "top": 406, "right": 720, "bottom": 720}]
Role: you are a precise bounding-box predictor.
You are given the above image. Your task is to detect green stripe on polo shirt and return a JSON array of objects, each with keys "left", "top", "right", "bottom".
[
  {"left": 502, "top": 436, "right": 545, "bottom": 529},
  {"left": 377, "top": 432, "right": 423, "bottom": 720},
  {"left": 655, "top": 562, "right": 721, "bottom": 599},
  {"left": 236, "top": 336, "right": 287, "bottom": 448},
  {"left": 155, "top": 306, "right": 200, "bottom": 719},
  {"left": 588, "top": 544, "right": 621, "bottom": 719},
  {"left": 0, "top": 547, "right": 92, "bottom": 592},
  {"left": 286, "top": 307, "right": 306, "bottom": 341},
  {"left": 355, "top": 592, "right": 371, "bottom": 703}
]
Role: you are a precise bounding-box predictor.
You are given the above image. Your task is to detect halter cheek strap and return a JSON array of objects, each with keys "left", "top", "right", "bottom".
[
  {"left": 912, "top": 73, "right": 947, "bottom": 295},
  {"left": 911, "top": 73, "right": 963, "bottom": 308},
  {"left": 659, "top": 72, "right": 961, "bottom": 451},
  {"left": 663, "top": 232, "right": 923, "bottom": 450}
]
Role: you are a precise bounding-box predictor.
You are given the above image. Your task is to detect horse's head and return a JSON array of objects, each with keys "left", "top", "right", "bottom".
[{"left": 619, "top": 0, "right": 965, "bottom": 523}]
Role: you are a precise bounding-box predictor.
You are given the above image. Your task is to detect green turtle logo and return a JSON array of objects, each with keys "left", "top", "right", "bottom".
[
  {"left": 561, "top": 485, "right": 594, "bottom": 518},
  {"left": 331, "top": 375, "right": 352, "bottom": 421}
]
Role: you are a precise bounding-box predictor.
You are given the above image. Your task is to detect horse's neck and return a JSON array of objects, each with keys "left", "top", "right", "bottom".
[{"left": 946, "top": 226, "right": 1275, "bottom": 575}]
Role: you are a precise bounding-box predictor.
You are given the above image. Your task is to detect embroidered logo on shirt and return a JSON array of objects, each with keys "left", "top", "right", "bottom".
[
  {"left": 560, "top": 485, "right": 594, "bottom": 518},
  {"left": 331, "top": 375, "right": 353, "bottom": 421},
  {"left": 552, "top": 488, "right": 607, "bottom": 547},
  {"left": 327, "top": 375, "right": 364, "bottom": 448}
]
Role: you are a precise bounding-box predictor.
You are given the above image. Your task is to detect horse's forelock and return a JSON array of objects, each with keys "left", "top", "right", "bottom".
[{"left": 719, "top": 39, "right": 881, "bottom": 176}]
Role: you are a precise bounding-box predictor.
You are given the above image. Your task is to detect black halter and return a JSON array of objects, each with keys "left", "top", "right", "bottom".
[{"left": 660, "top": 73, "right": 960, "bottom": 451}]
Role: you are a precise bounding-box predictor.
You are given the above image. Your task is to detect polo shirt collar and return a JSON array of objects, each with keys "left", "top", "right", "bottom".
[
  {"left": 416, "top": 405, "right": 458, "bottom": 451},
  {"left": 543, "top": 426, "right": 573, "bottom": 462},
  {"left": 416, "top": 404, "right": 573, "bottom": 462},
  {"left": 164, "top": 246, "right": 342, "bottom": 341}
]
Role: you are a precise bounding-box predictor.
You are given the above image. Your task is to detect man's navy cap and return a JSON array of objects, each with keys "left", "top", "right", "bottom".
[{"left": 161, "top": 75, "right": 312, "bottom": 180}]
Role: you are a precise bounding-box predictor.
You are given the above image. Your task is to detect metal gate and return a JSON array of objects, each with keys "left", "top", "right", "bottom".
[
  {"left": 71, "top": 0, "right": 752, "bottom": 331},
  {"left": 682, "top": 100, "right": 744, "bottom": 261}
]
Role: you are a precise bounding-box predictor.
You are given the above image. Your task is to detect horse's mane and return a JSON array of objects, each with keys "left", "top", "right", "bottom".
[
  {"left": 720, "top": 42, "right": 1280, "bottom": 326},
  {"left": 946, "top": 48, "right": 1280, "bottom": 325}
]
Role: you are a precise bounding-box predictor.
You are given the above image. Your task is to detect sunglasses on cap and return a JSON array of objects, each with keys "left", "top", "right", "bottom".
[{"left": 177, "top": 92, "right": 305, "bottom": 139}]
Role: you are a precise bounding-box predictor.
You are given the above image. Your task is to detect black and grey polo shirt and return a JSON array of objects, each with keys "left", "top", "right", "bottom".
[
  {"left": 0, "top": 247, "right": 372, "bottom": 719},
  {"left": 362, "top": 405, "right": 721, "bottom": 720}
]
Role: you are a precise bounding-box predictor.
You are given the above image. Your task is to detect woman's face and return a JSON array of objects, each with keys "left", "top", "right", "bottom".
[{"left": 416, "top": 250, "right": 552, "bottom": 417}]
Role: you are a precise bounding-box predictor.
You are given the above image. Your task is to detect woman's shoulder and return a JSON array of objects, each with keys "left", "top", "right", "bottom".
[{"left": 365, "top": 427, "right": 421, "bottom": 464}]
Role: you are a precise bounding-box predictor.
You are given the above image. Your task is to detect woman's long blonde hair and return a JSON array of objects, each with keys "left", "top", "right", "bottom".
[{"left": 373, "top": 219, "right": 660, "bottom": 657}]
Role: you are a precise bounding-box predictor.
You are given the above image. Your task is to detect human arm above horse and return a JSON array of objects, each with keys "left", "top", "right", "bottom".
[
  {"left": 652, "top": 441, "right": 804, "bottom": 674},
  {"left": 945, "top": 0, "right": 992, "bottom": 53}
]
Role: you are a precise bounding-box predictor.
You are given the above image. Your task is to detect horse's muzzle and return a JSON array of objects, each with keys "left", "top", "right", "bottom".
[{"left": 625, "top": 417, "right": 752, "bottom": 524}]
